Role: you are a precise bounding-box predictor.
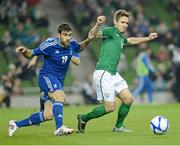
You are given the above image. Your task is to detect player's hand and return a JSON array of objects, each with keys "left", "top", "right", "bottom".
[
  {"left": 88, "top": 30, "right": 95, "bottom": 40},
  {"left": 97, "top": 16, "right": 106, "bottom": 26},
  {"left": 15, "top": 46, "right": 27, "bottom": 53},
  {"left": 27, "top": 57, "right": 37, "bottom": 68},
  {"left": 148, "top": 33, "right": 158, "bottom": 40},
  {"left": 27, "top": 62, "right": 34, "bottom": 68}
]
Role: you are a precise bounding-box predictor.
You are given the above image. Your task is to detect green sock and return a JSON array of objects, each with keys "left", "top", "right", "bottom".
[
  {"left": 82, "top": 105, "right": 108, "bottom": 122},
  {"left": 115, "top": 103, "right": 131, "bottom": 128}
]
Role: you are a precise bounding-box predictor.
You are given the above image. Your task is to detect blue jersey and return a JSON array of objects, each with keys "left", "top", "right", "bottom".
[{"left": 32, "top": 37, "right": 80, "bottom": 81}]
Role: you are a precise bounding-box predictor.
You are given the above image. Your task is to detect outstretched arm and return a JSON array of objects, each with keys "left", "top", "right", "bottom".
[
  {"left": 15, "top": 46, "right": 33, "bottom": 59},
  {"left": 79, "top": 16, "right": 106, "bottom": 52},
  {"left": 78, "top": 37, "right": 93, "bottom": 52},
  {"left": 88, "top": 16, "right": 106, "bottom": 38},
  {"left": 127, "top": 33, "right": 158, "bottom": 45}
]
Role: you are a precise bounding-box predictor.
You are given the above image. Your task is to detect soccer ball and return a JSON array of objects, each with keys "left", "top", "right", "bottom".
[{"left": 150, "top": 116, "right": 170, "bottom": 135}]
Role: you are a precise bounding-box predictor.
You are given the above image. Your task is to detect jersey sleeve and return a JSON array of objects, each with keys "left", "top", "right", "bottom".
[
  {"left": 72, "top": 51, "right": 80, "bottom": 59},
  {"left": 32, "top": 38, "right": 58, "bottom": 56},
  {"left": 120, "top": 33, "right": 128, "bottom": 45},
  {"left": 102, "top": 27, "right": 113, "bottom": 38},
  {"left": 32, "top": 47, "right": 43, "bottom": 56},
  {"left": 123, "top": 37, "right": 128, "bottom": 45},
  {"left": 71, "top": 39, "right": 81, "bottom": 52},
  {"left": 32, "top": 44, "right": 49, "bottom": 56}
]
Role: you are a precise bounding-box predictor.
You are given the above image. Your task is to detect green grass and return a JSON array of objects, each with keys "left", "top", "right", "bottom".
[{"left": 0, "top": 104, "right": 180, "bottom": 145}]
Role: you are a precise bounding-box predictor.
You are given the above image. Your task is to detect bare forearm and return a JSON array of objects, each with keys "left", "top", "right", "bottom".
[
  {"left": 90, "top": 23, "right": 101, "bottom": 37},
  {"left": 71, "top": 57, "right": 80, "bottom": 65},
  {"left": 79, "top": 22, "right": 101, "bottom": 51},
  {"left": 79, "top": 16, "right": 105, "bottom": 52},
  {"left": 27, "top": 56, "right": 38, "bottom": 68},
  {"left": 127, "top": 33, "right": 158, "bottom": 45},
  {"left": 79, "top": 38, "right": 92, "bottom": 52},
  {"left": 127, "top": 37, "right": 150, "bottom": 45},
  {"left": 16, "top": 46, "right": 34, "bottom": 59},
  {"left": 23, "top": 49, "right": 33, "bottom": 58},
  {"left": 89, "top": 16, "right": 106, "bottom": 39},
  {"left": 31, "top": 56, "right": 38, "bottom": 62}
]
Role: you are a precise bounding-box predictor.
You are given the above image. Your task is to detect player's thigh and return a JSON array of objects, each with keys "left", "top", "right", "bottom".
[
  {"left": 48, "top": 90, "right": 65, "bottom": 102},
  {"left": 93, "top": 70, "right": 115, "bottom": 102},
  {"left": 117, "top": 88, "right": 134, "bottom": 104},
  {"left": 115, "top": 96, "right": 123, "bottom": 106},
  {"left": 38, "top": 74, "right": 64, "bottom": 102},
  {"left": 44, "top": 100, "right": 53, "bottom": 120},
  {"left": 38, "top": 74, "right": 63, "bottom": 95}
]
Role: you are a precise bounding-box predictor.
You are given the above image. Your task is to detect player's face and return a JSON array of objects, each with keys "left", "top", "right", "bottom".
[
  {"left": 59, "top": 31, "right": 72, "bottom": 47},
  {"left": 116, "top": 16, "right": 129, "bottom": 33}
]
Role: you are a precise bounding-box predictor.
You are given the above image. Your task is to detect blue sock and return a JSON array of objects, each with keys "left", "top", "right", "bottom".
[
  {"left": 53, "top": 101, "right": 63, "bottom": 129},
  {"left": 15, "top": 112, "right": 45, "bottom": 128},
  {"left": 40, "top": 98, "right": 45, "bottom": 112}
]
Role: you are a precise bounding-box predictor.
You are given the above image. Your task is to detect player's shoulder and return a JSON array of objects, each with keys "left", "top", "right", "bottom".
[
  {"left": 102, "top": 26, "right": 114, "bottom": 31},
  {"left": 70, "top": 37, "right": 79, "bottom": 46},
  {"left": 44, "top": 37, "right": 59, "bottom": 44},
  {"left": 40, "top": 37, "right": 59, "bottom": 50},
  {"left": 70, "top": 37, "right": 78, "bottom": 43},
  {"left": 102, "top": 27, "right": 116, "bottom": 36}
]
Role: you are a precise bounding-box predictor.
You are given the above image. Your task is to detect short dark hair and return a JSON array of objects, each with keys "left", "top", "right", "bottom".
[
  {"left": 57, "top": 23, "right": 72, "bottom": 33},
  {"left": 114, "top": 9, "right": 130, "bottom": 22}
]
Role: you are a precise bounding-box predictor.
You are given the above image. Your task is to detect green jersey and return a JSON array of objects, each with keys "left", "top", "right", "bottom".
[{"left": 96, "top": 26, "right": 128, "bottom": 75}]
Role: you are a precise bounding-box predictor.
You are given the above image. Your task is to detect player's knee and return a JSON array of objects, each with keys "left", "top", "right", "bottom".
[
  {"left": 48, "top": 91, "right": 65, "bottom": 103},
  {"left": 55, "top": 98, "right": 64, "bottom": 103},
  {"left": 52, "top": 95, "right": 65, "bottom": 103},
  {"left": 44, "top": 112, "right": 53, "bottom": 120},
  {"left": 44, "top": 115, "right": 53, "bottom": 120},
  {"left": 105, "top": 103, "right": 116, "bottom": 113},
  {"left": 123, "top": 97, "right": 134, "bottom": 105},
  {"left": 107, "top": 106, "right": 116, "bottom": 112}
]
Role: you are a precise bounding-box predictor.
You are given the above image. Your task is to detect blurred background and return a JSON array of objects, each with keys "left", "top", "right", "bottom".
[{"left": 0, "top": 0, "right": 179, "bottom": 108}]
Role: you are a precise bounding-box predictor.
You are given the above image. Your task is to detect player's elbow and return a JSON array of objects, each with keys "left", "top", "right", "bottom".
[
  {"left": 44, "top": 114, "right": 53, "bottom": 120},
  {"left": 71, "top": 57, "right": 80, "bottom": 65},
  {"left": 74, "top": 60, "right": 80, "bottom": 65}
]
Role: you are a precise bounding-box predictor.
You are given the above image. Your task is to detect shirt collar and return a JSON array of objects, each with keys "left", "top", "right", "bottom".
[{"left": 114, "top": 26, "right": 124, "bottom": 36}]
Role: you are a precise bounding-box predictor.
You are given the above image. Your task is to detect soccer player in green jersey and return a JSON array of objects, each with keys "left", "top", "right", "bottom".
[{"left": 77, "top": 9, "right": 158, "bottom": 133}]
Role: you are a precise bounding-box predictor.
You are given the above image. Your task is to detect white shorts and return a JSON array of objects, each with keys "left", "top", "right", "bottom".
[{"left": 93, "top": 70, "right": 128, "bottom": 102}]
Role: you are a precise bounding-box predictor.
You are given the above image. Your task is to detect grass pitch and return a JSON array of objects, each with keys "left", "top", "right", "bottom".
[{"left": 0, "top": 104, "right": 180, "bottom": 145}]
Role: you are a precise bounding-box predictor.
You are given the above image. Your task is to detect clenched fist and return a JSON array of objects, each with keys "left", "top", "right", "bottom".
[
  {"left": 97, "top": 16, "right": 106, "bottom": 26},
  {"left": 148, "top": 33, "right": 158, "bottom": 40},
  {"left": 15, "top": 46, "right": 27, "bottom": 53}
]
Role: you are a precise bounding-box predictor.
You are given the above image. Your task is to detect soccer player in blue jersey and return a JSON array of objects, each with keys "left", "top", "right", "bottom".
[
  {"left": 132, "top": 47, "right": 156, "bottom": 103},
  {"left": 8, "top": 19, "right": 105, "bottom": 136},
  {"left": 27, "top": 47, "right": 81, "bottom": 113}
]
